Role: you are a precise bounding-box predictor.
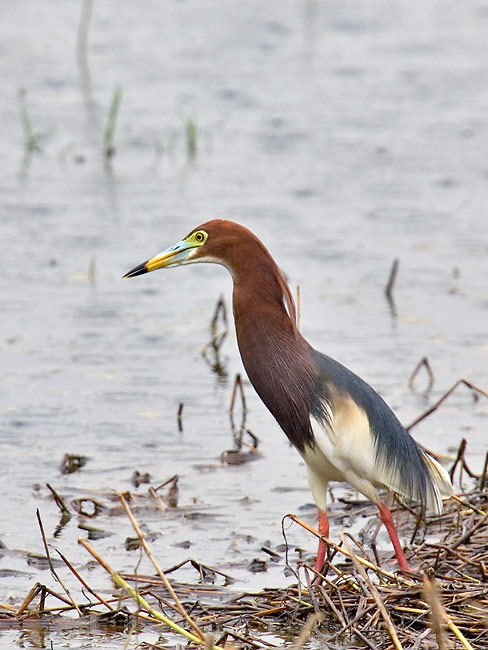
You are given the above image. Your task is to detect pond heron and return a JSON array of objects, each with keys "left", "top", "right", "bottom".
[{"left": 124, "top": 220, "right": 453, "bottom": 574}]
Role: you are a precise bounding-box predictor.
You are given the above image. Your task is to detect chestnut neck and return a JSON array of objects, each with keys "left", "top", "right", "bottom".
[{"left": 229, "top": 249, "right": 316, "bottom": 452}]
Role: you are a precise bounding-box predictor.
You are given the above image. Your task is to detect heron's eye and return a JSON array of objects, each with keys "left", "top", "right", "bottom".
[{"left": 194, "top": 231, "right": 206, "bottom": 243}]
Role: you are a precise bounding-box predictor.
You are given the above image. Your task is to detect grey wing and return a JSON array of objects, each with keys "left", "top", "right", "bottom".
[{"left": 310, "top": 350, "right": 453, "bottom": 513}]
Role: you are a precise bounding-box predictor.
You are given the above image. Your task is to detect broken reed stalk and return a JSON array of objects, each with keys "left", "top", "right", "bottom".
[
  {"left": 340, "top": 533, "right": 404, "bottom": 650},
  {"left": 117, "top": 492, "right": 205, "bottom": 641},
  {"left": 46, "top": 483, "right": 71, "bottom": 515},
  {"left": 385, "top": 258, "right": 399, "bottom": 303},
  {"left": 104, "top": 86, "right": 122, "bottom": 158},
  {"left": 204, "top": 295, "right": 228, "bottom": 354},
  {"left": 78, "top": 538, "right": 222, "bottom": 649},
  {"left": 153, "top": 474, "right": 179, "bottom": 492},
  {"left": 160, "top": 557, "right": 233, "bottom": 582},
  {"left": 201, "top": 296, "right": 228, "bottom": 376},
  {"left": 230, "top": 373, "right": 247, "bottom": 422},
  {"left": 148, "top": 486, "right": 167, "bottom": 515},
  {"left": 177, "top": 402, "right": 184, "bottom": 432},
  {"left": 423, "top": 572, "right": 474, "bottom": 650},
  {"left": 407, "top": 378, "right": 488, "bottom": 431},
  {"left": 211, "top": 295, "right": 228, "bottom": 333},
  {"left": 449, "top": 437, "right": 479, "bottom": 482},
  {"left": 56, "top": 549, "right": 114, "bottom": 611},
  {"left": 17, "top": 582, "right": 42, "bottom": 616},
  {"left": 36, "top": 510, "right": 82, "bottom": 616},
  {"left": 408, "top": 356, "right": 434, "bottom": 394},
  {"left": 423, "top": 571, "right": 447, "bottom": 650}
]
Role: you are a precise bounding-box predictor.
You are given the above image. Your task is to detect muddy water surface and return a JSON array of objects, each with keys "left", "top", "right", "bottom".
[{"left": 1, "top": 1, "right": 488, "bottom": 647}]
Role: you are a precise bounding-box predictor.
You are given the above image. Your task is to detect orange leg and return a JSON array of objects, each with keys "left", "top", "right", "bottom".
[
  {"left": 314, "top": 508, "right": 329, "bottom": 574},
  {"left": 377, "top": 502, "right": 411, "bottom": 572}
]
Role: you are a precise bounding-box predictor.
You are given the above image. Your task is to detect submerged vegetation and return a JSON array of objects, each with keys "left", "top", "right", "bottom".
[
  {"left": 17, "top": 88, "right": 41, "bottom": 155},
  {"left": 104, "top": 86, "right": 122, "bottom": 159}
]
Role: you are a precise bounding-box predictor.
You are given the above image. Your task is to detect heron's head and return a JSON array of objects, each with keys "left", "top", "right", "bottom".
[
  {"left": 124, "top": 219, "right": 266, "bottom": 280},
  {"left": 124, "top": 219, "right": 298, "bottom": 329}
]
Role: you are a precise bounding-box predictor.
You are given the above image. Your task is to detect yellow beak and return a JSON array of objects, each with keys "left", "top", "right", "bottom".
[{"left": 124, "top": 239, "right": 194, "bottom": 278}]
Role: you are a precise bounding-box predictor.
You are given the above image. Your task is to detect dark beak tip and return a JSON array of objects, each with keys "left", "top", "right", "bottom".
[{"left": 123, "top": 262, "right": 149, "bottom": 279}]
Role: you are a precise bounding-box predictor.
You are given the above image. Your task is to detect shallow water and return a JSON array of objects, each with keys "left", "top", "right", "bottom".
[{"left": 1, "top": 0, "right": 488, "bottom": 647}]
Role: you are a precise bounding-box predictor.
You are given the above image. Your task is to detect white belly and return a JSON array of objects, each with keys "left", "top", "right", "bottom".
[{"left": 301, "top": 399, "right": 382, "bottom": 511}]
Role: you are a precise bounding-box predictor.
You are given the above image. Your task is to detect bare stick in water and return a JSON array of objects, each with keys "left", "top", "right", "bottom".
[
  {"left": 385, "top": 258, "right": 399, "bottom": 301},
  {"left": 36, "top": 510, "right": 82, "bottom": 616},
  {"left": 230, "top": 373, "right": 247, "bottom": 430},
  {"left": 408, "top": 356, "right": 434, "bottom": 394},
  {"left": 407, "top": 378, "right": 488, "bottom": 431}
]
